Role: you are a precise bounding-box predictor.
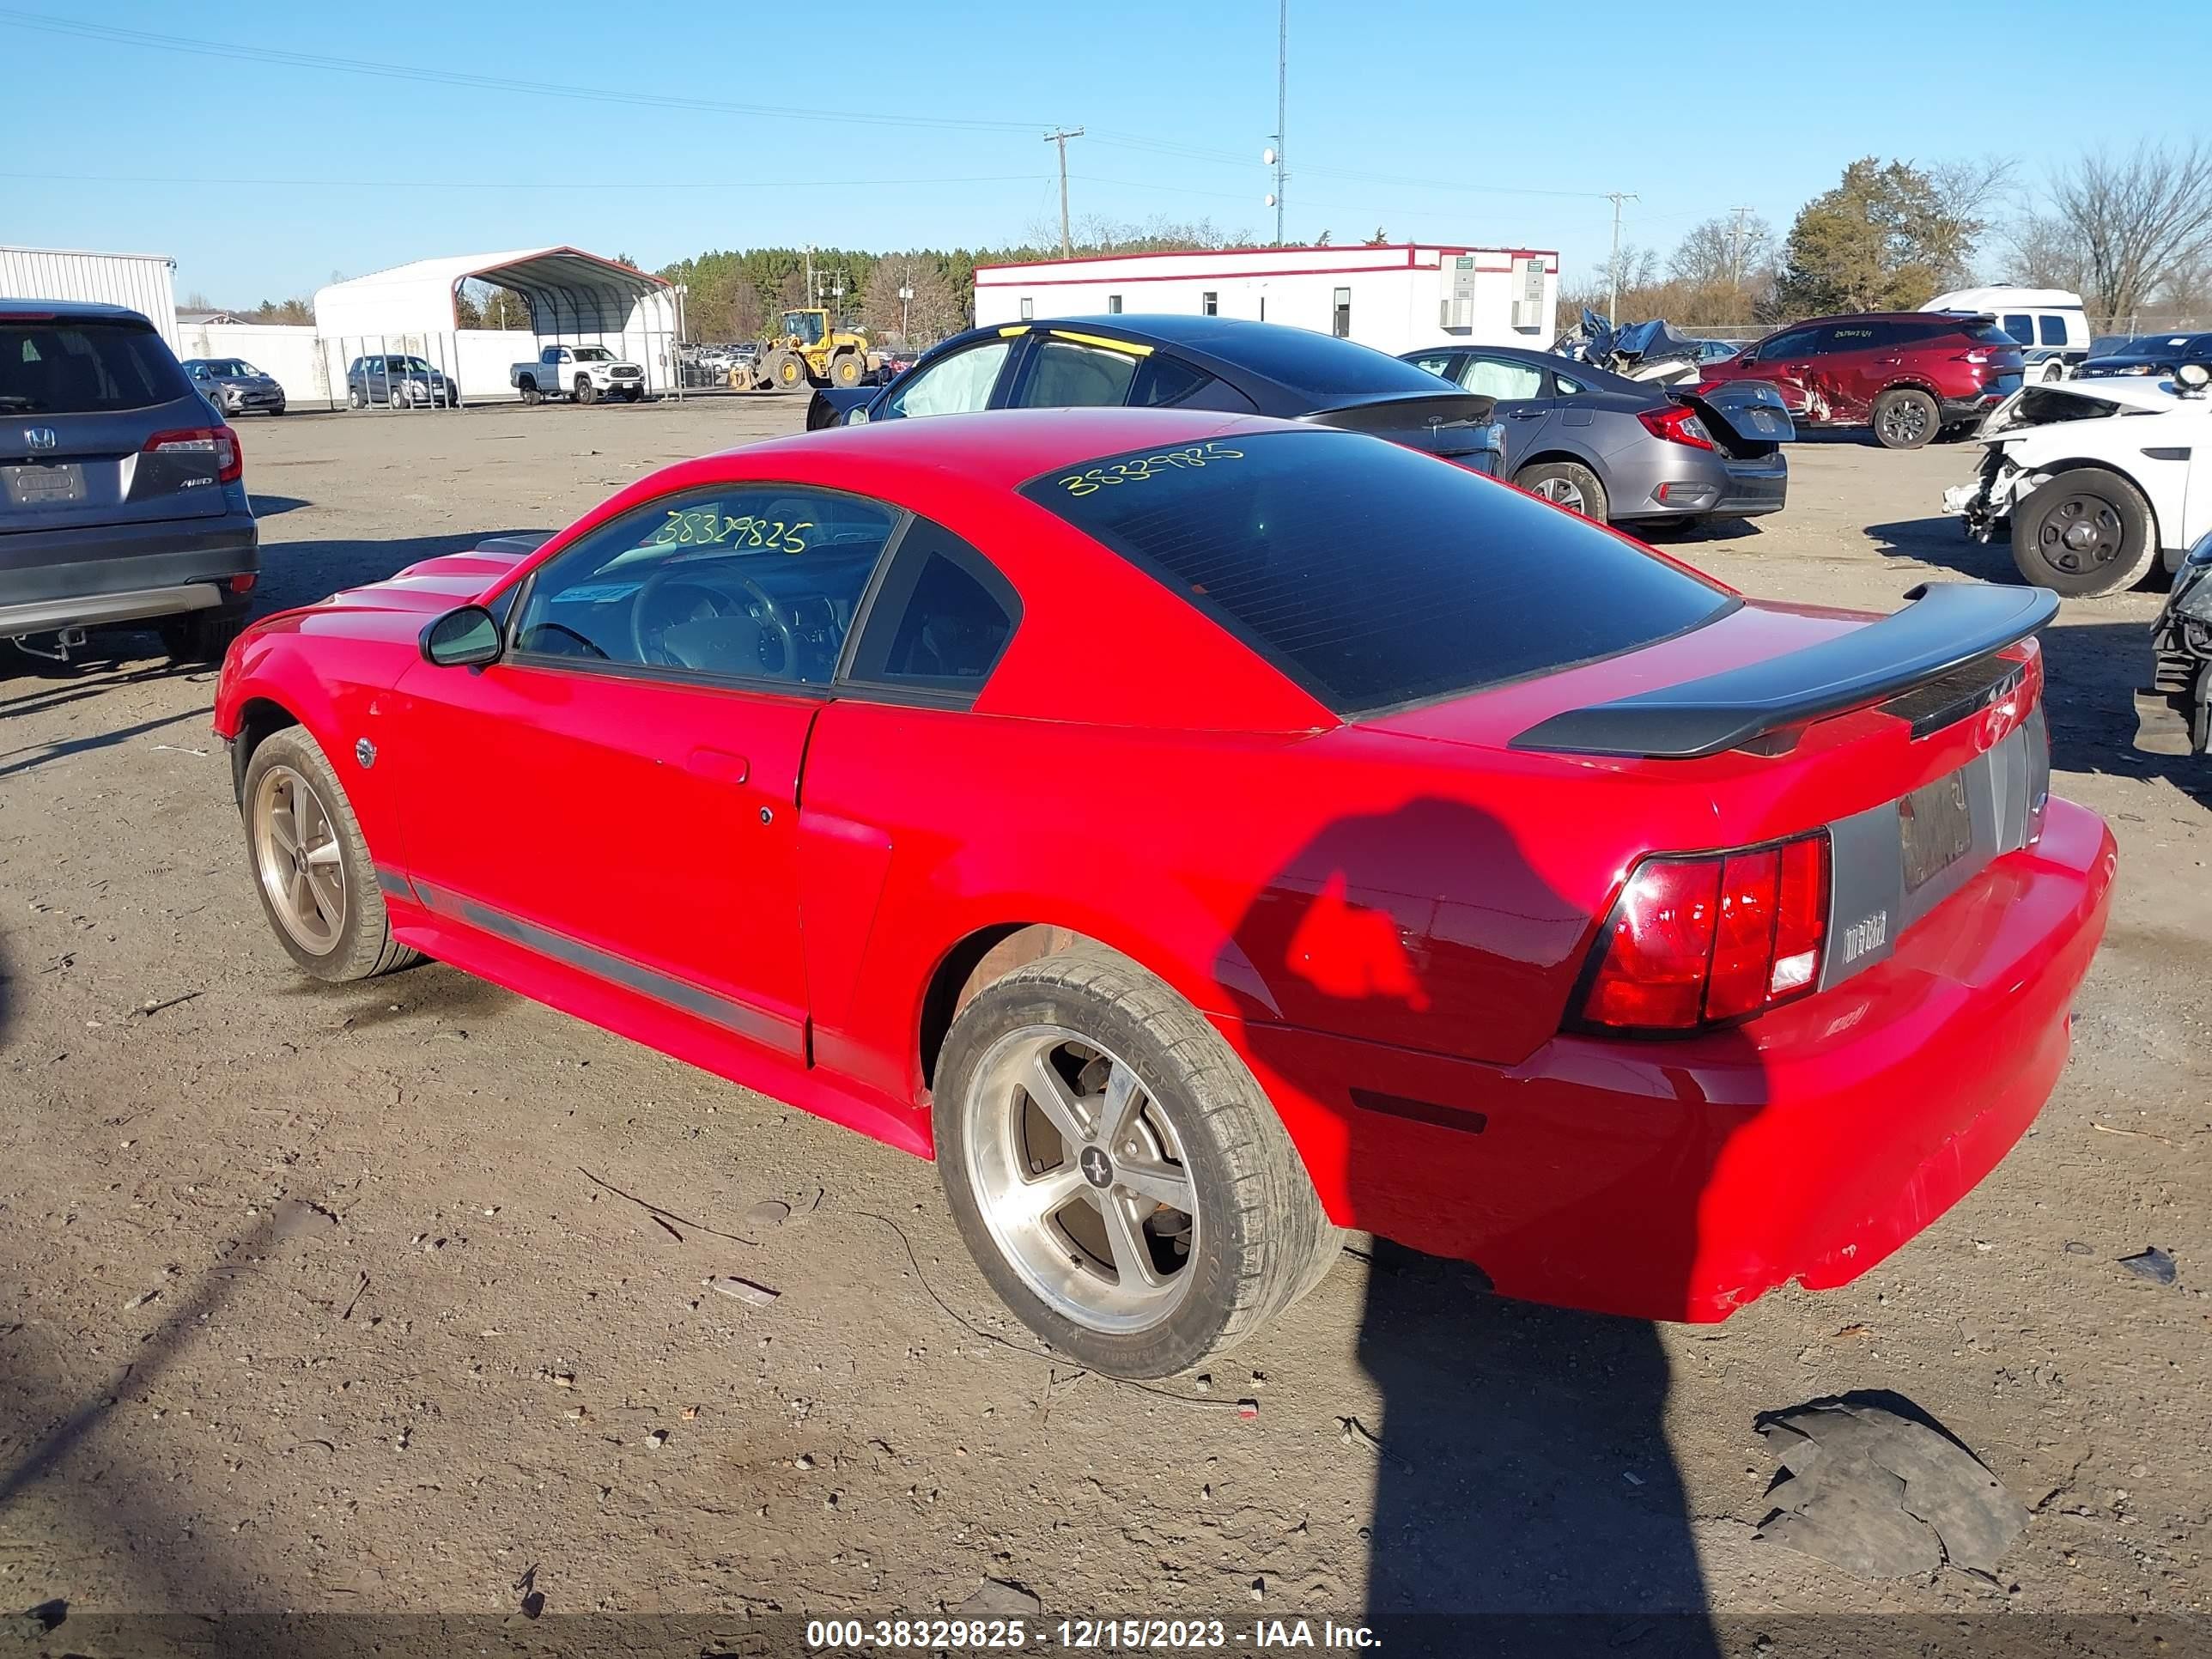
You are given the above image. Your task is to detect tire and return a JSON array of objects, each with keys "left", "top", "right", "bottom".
[
  {"left": 1872, "top": 387, "right": 1939, "bottom": 449},
  {"left": 2042, "top": 361, "right": 2066, "bottom": 384},
  {"left": 347, "top": 387, "right": 362, "bottom": 409},
  {"left": 270, "top": 404, "right": 288, "bottom": 416},
  {"left": 519, "top": 378, "right": 541, "bottom": 405},
  {"left": 240, "top": 728, "right": 419, "bottom": 983},
  {"left": 830, "top": 351, "right": 864, "bottom": 389},
  {"left": 1514, "top": 459, "right": 1608, "bottom": 521},
  {"left": 935, "top": 945, "right": 1339, "bottom": 1377},
  {"left": 767, "top": 349, "right": 807, "bottom": 391},
  {"left": 2010, "top": 465, "right": 2156, "bottom": 597},
  {"left": 574, "top": 377, "right": 597, "bottom": 405},
  {"left": 157, "top": 605, "right": 247, "bottom": 666}
]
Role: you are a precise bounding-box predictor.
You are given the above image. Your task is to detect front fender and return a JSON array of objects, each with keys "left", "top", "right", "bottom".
[{"left": 214, "top": 624, "right": 409, "bottom": 854}]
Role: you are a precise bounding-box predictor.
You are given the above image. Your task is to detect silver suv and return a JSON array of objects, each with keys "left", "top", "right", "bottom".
[{"left": 1, "top": 301, "right": 257, "bottom": 665}]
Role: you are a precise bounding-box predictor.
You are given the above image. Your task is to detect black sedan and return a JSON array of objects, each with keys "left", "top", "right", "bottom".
[
  {"left": 805, "top": 315, "right": 1504, "bottom": 473},
  {"left": 1400, "top": 343, "right": 1791, "bottom": 530},
  {"left": 2077, "top": 331, "right": 2212, "bottom": 380}
]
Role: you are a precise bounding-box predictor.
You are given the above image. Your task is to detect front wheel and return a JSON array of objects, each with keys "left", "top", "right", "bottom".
[
  {"left": 2010, "top": 465, "right": 2155, "bottom": 596},
  {"left": 574, "top": 377, "right": 596, "bottom": 405},
  {"left": 241, "top": 729, "right": 420, "bottom": 982},
  {"left": 1872, "top": 387, "right": 1938, "bottom": 449},
  {"left": 936, "top": 945, "right": 1339, "bottom": 1377}
]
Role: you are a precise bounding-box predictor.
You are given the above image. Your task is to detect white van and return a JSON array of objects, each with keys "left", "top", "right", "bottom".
[{"left": 1922, "top": 286, "right": 2092, "bottom": 382}]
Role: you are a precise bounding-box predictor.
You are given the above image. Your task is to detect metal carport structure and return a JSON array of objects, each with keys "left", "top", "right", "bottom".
[{"left": 313, "top": 246, "right": 684, "bottom": 406}]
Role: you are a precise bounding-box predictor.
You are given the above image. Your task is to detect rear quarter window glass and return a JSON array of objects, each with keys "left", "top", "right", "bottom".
[
  {"left": 1024, "top": 429, "right": 1734, "bottom": 714},
  {"left": 845, "top": 520, "right": 1020, "bottom": 696},
  {"left": 2038, "top": 315, "right": 2070, "bottom": 346},
  {"left": 2, "top": 320, "right": 189, "bottom": 414}
]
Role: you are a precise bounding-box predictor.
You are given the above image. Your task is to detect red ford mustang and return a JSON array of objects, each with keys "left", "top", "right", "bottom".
[{"left": 213, "top": 408, "right": 2115, "bottom": 1377}]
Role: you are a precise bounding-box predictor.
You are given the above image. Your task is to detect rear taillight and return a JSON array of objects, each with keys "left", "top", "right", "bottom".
[
  {"left": 144, "top": 425, "right": 241, "bottom": 483},
  {"left": 1960, "top": 349, "right": 1990, "bottom": 365},
  {"left": 1575, "top": 832, "right": 1830, "bottom": 1033},
  {"left": 1636, "top": 404, "right": 1717, "bottom": 450}
]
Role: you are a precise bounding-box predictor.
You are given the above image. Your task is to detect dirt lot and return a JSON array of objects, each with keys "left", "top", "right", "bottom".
[{"left": 0, "top": 399, "right": 2205, "bottom": 1645}]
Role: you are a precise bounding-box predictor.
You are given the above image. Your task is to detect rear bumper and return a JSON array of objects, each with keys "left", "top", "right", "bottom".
[
  {"left": 1221, "top": 797, "right": 2117, "bottom": 1322},
  {"left": 1942, "top": 384, "right": 2015, "bottom": 423},
  {"left": 1624, "top": 458, "right": 1788, "bottom": 521},
  {"left": 0, "top": 509, "right": 258, "bottom": 633}
]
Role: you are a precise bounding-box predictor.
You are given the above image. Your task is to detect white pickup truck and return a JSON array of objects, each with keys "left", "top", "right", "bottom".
[{"left": 509, "top": 344, "right": 647, "bottom": 405}]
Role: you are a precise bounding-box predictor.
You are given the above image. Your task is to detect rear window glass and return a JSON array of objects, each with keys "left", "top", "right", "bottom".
[
  {"left": 1965, "top": 322, "right": 2021, "bottom": 348},
  {"left": 1024, "top": 429, "right": 1734, "bottom": 714},
  {"left": 1, "top": 319, "right": 188, "bottom": 414}
]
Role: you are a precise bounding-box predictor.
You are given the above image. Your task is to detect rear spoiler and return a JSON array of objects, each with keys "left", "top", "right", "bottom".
[
  {"left": 1304, "top": 391, "right": 1500, "bottom": 455},
  {"left": 1510, "top": 583, "right": 2059, "bottom": 759}
]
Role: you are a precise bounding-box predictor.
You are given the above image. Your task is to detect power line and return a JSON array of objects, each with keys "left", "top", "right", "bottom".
[
  {"left": 1, "top": 169, "right": 1052, "bottom": 192},
  {"left": 0, "top": 9, "right": 1048, "bottom": 135}
]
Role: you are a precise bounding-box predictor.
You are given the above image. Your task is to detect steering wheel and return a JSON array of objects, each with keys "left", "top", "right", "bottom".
[
  {"left": 629, "top": 571, "right": 730, "bottom": 661},
  {"left": 629, "top": 566, "right": 798, "bottom": 676}
]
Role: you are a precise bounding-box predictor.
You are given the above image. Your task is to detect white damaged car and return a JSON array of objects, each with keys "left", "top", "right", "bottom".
[{"left": 1942, "top": 363, "right": 2212, "bottom": 596}]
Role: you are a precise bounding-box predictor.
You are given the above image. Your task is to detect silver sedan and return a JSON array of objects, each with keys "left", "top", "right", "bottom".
[{"left": 1401, "top": 344, "right": 1790, "bottom": 529}]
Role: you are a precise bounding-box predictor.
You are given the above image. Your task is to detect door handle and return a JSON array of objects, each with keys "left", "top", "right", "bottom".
[
  {"left": 684, "top": 746, "right": 750, "bottom": 785},
  {"left": 1507, "top": 407, "right": 1547, "bottom": 419},
  {"left": 1875, "top": 356, "right": 1902, "bottom": 366}
]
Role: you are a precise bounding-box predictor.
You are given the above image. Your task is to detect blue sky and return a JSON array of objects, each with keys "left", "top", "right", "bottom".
[{"left": 3, "top": 0, "right": 2204, "bottom": 306}]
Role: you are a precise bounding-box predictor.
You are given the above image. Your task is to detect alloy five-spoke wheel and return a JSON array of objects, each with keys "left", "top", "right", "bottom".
[
  {"left": 239, "top": 728, "right": 419, "bottom": 982},
  {"left": 251, "top": 763, "right": 347, "bottom": 953},
  {"left": 963, "top": 1025, "right": 1199, "bottom": 1334},
  {"left": 934, "top": 944, "right": 1340, "bottom": 1376}
]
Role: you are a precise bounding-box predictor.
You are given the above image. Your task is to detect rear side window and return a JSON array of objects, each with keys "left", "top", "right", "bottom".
[
  {"left": 2038, "top": 315, "right": 2069, "bottom": 346},
  {"left": 1132, "top": 354, "right": 1257, "bottom": 413},
  {"left": 846, "top": 520, "right": 1019, "bottom": 696},
  {"left": 1, "top": 319, "right": 189, "bottom": 414},
  {"left": 2000, "top": 313, "right": 2034, "bottom": 345},
  {"left": 1024, "top": 430, "right": 1733, "bottom": 714}
]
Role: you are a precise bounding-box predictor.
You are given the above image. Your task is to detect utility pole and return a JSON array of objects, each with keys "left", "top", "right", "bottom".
[
  {"left": 1043, "top": 127, "right": 1084, "bottom": 258},
  {"left": 804, "top": 245, "right": 814, "bottom": 313},
  {"left": 1604, "top": 191, "right": 1638, "bottom": 324},
  {"left": 1273, "top": 0, "right": 1288, "bottom": 245},
  {"left": 1728, "top": 204, "right": 1756, "bottom": 288}
]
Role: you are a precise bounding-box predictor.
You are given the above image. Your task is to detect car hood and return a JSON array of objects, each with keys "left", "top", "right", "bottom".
[{"left": 1976, "top": 378, "right": 2197, "bottom": 441}]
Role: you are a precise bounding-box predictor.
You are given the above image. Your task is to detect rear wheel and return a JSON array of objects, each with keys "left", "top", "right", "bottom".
[
  {"left": 830, "top": 351, "right": 865, "bottom": 389},
  {"left": 1872, "top": 387, "right": 1938, "bottom": 449},
  {"left": 936, "top": 945, "right": 1340, "bottom": 1378},
  {"left": 2042, "top": 360, "right": 2066, "bottom": 383},
  {"left": 574, "top": 377, "right": 597, "bottom": 405},
  {"left": 242, "top": 729, "right": 419, "bottom": 982},
  {"left": 1515, "top": 459, "right": 1608, "bottom": 521},
  {"left": 519, "top": 378, "right": 541, "bottom": 404},
  {"left": 157, "top": 605, "right": 246, "bottom": 666},
  {"left": 2010, "top": 465, "right": 2155, "bottom": 597}
]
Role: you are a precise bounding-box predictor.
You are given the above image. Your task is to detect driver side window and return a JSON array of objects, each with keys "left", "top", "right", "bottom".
[
  {"left": 877, "top": 338, "right": 1012, "bottom": 419},
  {"left": 512, "top": 486, "right": 898, "bottom": 685}
]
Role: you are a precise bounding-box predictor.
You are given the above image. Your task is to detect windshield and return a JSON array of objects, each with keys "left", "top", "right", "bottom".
[
  {"left": 782, "top": 312, "right": 826, "bottom": 345},
  {"left": 574, "top": 346, "right": 614, "bottom": 362},
  {"left": 1, "top": 319, "right": 190, "bottom": 413},
  {"left": 202, "top": 358, "right": 259, "bottom": 377},
  {"left": 1024, "top": 429, "right": 1734, "bottom": 714}
]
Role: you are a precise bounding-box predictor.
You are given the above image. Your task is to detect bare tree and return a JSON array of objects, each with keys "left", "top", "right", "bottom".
[
  {"left": 2046, "top": 139, "right": 2212, "bottom": 321},
  {"left": 861, "top": 254, "right": 961, "bottom": 346},
  {"left": 1999, "top": 215, "right": 2089, "bottom": 294},
  {"left": 1668, "top": 214, "right": 1774, "bottom": 289}
]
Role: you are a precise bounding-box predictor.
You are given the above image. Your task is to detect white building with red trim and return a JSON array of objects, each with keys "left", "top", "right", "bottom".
[{"left": 972, "top": 243, "right": 1559, "bottom": 356}]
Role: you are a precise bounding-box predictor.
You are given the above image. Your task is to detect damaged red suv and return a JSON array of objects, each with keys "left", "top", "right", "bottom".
[{"left": 1707, "top": 313, "right": 2026, "bottom": 449}]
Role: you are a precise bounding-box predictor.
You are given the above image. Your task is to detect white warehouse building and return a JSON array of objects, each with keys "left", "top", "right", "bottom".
[
  {"left": 1, "top": 245, "right": 179, "bottom": 347},
  {"left": 973, "top": 243, "right": 1559, "bottom": 356}
]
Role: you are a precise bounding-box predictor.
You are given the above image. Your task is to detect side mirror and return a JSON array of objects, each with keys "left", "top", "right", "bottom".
[
  {"left": 422, "top": 604, "right": 501, "bottom": 668},
  {"left": 2176, "top": 362, "right": 2209, "bottom": 395}
]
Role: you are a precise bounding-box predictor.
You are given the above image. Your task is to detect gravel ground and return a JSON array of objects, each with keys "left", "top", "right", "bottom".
[{"left": 0, "top": 398, "right": 2204, "bottom": 1644}]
